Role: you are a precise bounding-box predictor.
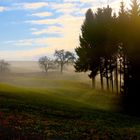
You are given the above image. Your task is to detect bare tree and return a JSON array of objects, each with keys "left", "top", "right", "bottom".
[
  {"left": 0, "top": 59, "right": 10, "bottom": 73},
  {"left": 39, "top": 56, "right": 54, "bottom": 73},
  {"left": 54, "top": 50, "right": 75, "bottom": 73}
]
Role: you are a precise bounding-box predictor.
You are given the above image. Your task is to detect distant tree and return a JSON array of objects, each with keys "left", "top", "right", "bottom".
[
  {"left": 38, "top": 56, "right": 54, "bottom": 73},
  {"left": 0, "top": 59, "right": 10, "bottom": 73},
  {"left": 54, "top": 50, "right": 75, "bottom": 73}
]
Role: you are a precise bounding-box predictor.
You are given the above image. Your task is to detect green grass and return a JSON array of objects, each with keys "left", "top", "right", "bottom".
[
  {"left": 0, "top": 72, "right": 140, "bottom": 139},
  {"left": 0, "top": 81, "right": 118, "bottom": 112}
]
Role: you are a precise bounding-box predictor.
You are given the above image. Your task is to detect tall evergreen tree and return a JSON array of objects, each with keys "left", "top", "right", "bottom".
[
  {"left": 75, "top": 9, "right": 100, "bottom": 88},
  {"left": 118, "top": 1, "right": 129, "bottom": 94},
  {"left": 130, "top": 0, "right": 140, "bottom": 18},
  {"left": 95, "top": 6, "right": 117, "bottom": 91}
]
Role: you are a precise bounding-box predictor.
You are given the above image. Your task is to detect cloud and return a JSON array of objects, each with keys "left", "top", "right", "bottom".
[
  {"left": 5, "top": 38, "right": 48, "bottom": 47},
  {"left": 31, "top": 26, "right": 63, "bottom": 35},
  {"left": 30, "top": 28, "right": 37, "bottom": 31},
  {"left": 27, "top": 18, "right": 57, "bottom": 25},
  {"left": 63, "top": 0, "right": 96, "bottom": 3},
  {"left": 31, "top": 12, "right": 53, "bottom": 17},
  {"left": 3, "top": 38, "right": 76, "bottom": 60},
  {"left": 24, "top": 2, "right": 48, "bottom": 10},
  {"left": 0, "top": 48, "right": 50, "bottom": 60},
  {"left": 62, "top": 0, "right": 130, "bottom": 14},
  {"left": 29, "top": 14, "right": 83, "bottom": 47},
  {"left": 50, "top": 3, "right": 76, "bottom": 14},
  {"left": 2, "top": 36, "right": 76, "bottom": 60},
  {"left": 0, "top": 6, "right": 7, "bottom": 12},
  {"left": 27, "top": 14, "right": 83, "bottom": 25},
  {"left": 14, "top": 2, "right": 48, "bottom": 10}
]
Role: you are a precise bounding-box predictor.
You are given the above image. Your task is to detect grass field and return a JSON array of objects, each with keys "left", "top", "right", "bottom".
[{"left": 0, "top": 68, "right": 140, "bottom": 140}]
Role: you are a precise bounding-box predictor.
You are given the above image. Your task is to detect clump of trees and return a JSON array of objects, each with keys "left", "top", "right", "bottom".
[
  {"left": 54, "top": 50, "right": 75, "bottom": 73},
  {"left": 75, "top": 6, "right": 118, "bottom": 90},
  {"left": 39, "top": 50, "right": 75, "bottom": 73},
  {"left": 39, "top": 56, "right": 55, "bottom": 73},
  {"left": 75, "top": 0, "right": 140, "bottom": 116},
  {"left": 0, "top": 59, "right": 10, "bottom": 73}
]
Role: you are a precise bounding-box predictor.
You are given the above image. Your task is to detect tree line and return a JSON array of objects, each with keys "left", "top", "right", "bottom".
[
  {"left": 74, "top": 0, "right": 140, "bottom": 115},
  {"left": 0, "top": 50, "right": 74, "bottom": 74}
]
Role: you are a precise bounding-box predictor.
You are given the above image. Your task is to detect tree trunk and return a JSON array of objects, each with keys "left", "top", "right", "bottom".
[
  {"left": 120, "top": 59, "right": 122, "bottom": 93},
  {"left": 100, "top": 73, "right": 104, "bottom": 90},
  {"left": 114, "top": 66, "right": 119, "bottom": 95},
  {"left": 109, "top": 58, "right": 113, "bottom": 92},
  {"left": 123, "top": 55, "right": 127, "bottom": 94},
  {"left": 106, "top": 73, "right": 109, "bottom": 90},
  {"left": 110, "top": 70, "right": 114, "bottom": 92},
  {"left": 60, "top": 63, "right": 63, "bottom": 73},
  {"left": 91, "top": 77, "right": 95, "bottom": 88},
  {"left": 45, "top": 65, "right": 48, "bottom": 73},
  {"left": 105, "top": 61, "right": 109, "bottom": 91},
  {"left": 99, "top": 62, "right": 104, "bottom": 90}
]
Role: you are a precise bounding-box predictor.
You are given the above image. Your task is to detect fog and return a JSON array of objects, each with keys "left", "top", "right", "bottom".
[
  {"left": 9, "top": 61, "right": 42, "bottom": 73},
  {"left": 0, "top": 61, "right": 93, "bottom": 89}
]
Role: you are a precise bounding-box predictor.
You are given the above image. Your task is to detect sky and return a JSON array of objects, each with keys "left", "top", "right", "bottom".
[{"left": 0, "top": 0, "right": 131, "bottom": 60}]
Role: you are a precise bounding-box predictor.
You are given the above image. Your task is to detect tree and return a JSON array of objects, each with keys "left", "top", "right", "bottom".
[
  {"left": 54, "top": 50, "right": 75, "bottom": 73},
  {"left": 0, "top": 59, "right": 10, "bottom": 73},
  {"left": 117, "top": 1, "right": 129, "bottom": 94},
  {"left": 130, "top": 0, "right": 140, "bottom": 18},
  {"left": 39, "top": 56, "right": 54, "bottom": 73},
  {"left": 75, "top": 9, "right": 100, "bottom": 88},
  {"left": 96, "top": 6, "right": 117, "bottom": 91}
]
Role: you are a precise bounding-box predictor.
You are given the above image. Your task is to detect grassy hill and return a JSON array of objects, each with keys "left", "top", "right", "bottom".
[{"left": 0, "top": 71, "right": 140, "bottom": 139}]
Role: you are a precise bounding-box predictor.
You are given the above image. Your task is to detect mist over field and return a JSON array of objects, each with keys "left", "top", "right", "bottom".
[
  {"left": 0, "top": 61, "right": 92, "bottom": 88},
  {"left": 9, "top": 61, "right": 42, "bottom": 73},
  {"left": 8, "top": 61, "right": 77, "bottom": 73}
]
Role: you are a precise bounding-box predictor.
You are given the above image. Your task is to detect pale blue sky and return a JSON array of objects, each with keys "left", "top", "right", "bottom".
[{"left": 0, "top": 0, "right": 131, "bottom": 60}]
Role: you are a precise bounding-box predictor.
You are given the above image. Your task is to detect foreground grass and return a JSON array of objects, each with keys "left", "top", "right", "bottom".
[{"left": 0, "top": 72, "right": 140, "bottom": 139}]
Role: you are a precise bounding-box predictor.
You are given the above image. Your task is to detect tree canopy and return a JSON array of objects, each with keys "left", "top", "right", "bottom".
[
  {"left": 39, "top": 56, "right": 54, "bottom": 73},
  {"left": 54, "top": 50, "right": 75, "bottom": 73}
]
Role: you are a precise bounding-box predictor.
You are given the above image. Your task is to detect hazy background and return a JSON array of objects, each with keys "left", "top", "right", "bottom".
[{"left": 8, "top": 61, "right": 41, "bottom": 73}]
